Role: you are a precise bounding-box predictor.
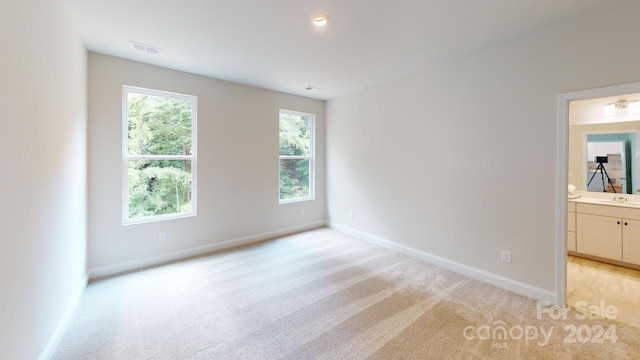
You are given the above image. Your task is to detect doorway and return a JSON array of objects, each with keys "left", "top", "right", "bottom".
[{"left": 559, "top": 83, "right": 640, "bottom": 328}]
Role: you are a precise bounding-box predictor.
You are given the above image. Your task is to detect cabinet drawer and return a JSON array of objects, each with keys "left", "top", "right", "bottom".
[{"left": 577, "top": 203, "right": 640, "bottom": 221}]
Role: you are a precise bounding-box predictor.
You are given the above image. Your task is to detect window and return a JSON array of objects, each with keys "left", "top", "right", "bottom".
[
  {"left": 279, "top": 109, "right": 315, "bottom": 203},
  {"left": 123, "top": 86, "right": 197, "bottom": 224}
]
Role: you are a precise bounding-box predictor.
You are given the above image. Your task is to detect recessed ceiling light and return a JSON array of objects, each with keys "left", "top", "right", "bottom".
[
  {"left": 312, "top": 14, "right": 328, "bottom": 27},
  {"left": 305, "top": 86, "right": 320, "bottom": 92}
]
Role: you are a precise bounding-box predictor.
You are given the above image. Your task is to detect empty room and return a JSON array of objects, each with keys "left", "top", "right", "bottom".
[{"left": 3, "top": 0, "right": 640, "bottom": 359}]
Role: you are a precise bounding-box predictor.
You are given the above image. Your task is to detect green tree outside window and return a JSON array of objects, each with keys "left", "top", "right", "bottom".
[
  {"left": 125, "top": 88, "right": 196, "bottom": 222},
  {"left": 279, "top": 110, "right": 314, "bottom": 202}
]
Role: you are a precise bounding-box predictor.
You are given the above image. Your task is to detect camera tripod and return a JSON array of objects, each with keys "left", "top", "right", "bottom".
[{"left": 587, "top": 158, "right": 617, "bottom": 193}]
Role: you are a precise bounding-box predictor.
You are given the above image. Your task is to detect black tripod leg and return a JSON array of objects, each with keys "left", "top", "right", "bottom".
[
  {"left": 601, "top": 165, "right": 617, "bottom": 193},
  {"left": 587, "top": 166, "right": 600, "bottom": 187}
]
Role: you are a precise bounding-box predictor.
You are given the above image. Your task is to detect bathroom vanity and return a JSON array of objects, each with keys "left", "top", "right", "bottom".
[{"left": 569, "top": 196, "right": 640, "bottom": 269}]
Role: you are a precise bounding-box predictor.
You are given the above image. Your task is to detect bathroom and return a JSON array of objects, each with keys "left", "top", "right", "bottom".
[{"left": 567, "top": 93, "right": 640, "bottom": 327}]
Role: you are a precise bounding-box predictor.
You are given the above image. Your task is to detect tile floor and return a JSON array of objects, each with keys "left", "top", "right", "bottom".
[{"left": 567, "top": 255, "right": 640, "bottom": 328}]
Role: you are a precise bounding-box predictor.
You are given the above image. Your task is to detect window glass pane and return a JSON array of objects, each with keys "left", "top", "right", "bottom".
[
  {"left": 128, "top": 159, "right": 193, "bottom": 219},
  {"left": 280, "top": 158, "right": 310, "bottom": 200},
  {"left": 128, "top": 92, "right": 193, "bottom": 156},
  {"left": 279, "top": 113, "right": 310, "bottom": 156}
]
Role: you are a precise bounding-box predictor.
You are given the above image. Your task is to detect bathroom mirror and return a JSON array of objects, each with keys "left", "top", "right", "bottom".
[
  {"left": 585, "top": 137, "right": 631, "bottom": 193},
  {"left": 568, "top": 94, "right": 640, "bottom": 195},
  {"left": 569, "top": 125, "right": 639, "bottom": 194}
]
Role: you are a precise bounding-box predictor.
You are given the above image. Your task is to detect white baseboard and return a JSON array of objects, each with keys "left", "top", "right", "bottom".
[
  {"left": 327, "top": 221, "right": 556, "bottom": 303},
  {"left": 88, "top": 221, "right": 326, "bottom": 279},
  {"left": 39, "top": 273, "right": 88, "bottom": 360}
]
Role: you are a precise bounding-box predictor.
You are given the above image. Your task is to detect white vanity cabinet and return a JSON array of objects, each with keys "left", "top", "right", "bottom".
[
  {"left": 622, "top": 219, "right": 640, "bottom": 265},
  {"left": 567, "top": 202, "right": 576, "bottom": 252},
  {"left": 576, "top": 213, "right": 622, "bottom": 260},
  {"left": 575, "top": 202, "right": 640, "bottom": 265}
]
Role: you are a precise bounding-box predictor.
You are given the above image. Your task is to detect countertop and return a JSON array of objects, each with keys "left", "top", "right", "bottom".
[{"left": 569, "top": 193, "right": 640, "bottom": 209}]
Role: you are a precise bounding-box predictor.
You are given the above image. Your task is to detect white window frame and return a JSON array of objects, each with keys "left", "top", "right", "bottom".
[
  {"left": 279, "top": 109, "right": 315, "bottom": 204},
  {"left": 122, "top": 85, "right": 198, "bottom": 225}
]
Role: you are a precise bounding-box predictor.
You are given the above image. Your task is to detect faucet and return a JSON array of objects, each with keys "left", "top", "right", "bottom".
[{"left": 611, "top": 194, "right": 628, "bottom": 202}]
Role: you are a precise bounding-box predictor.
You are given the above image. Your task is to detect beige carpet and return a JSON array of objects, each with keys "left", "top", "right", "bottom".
[{"left": 54, "top": 228, "right": 640, "bottom": 359}]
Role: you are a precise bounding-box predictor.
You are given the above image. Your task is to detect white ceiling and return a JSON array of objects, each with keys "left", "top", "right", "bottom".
[{"left": 62, "top": 0, "right": 612, "bottom": 100}]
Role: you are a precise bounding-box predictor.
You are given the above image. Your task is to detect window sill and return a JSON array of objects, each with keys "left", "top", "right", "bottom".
[
  {"left": 279, "top": 197, "right": 315, "bottom": 205},
  {"left": 123, "top": 212, "right": 196, "bottom": 226}
]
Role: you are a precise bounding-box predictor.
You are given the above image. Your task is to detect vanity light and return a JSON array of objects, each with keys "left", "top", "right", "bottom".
[
  {"left": 602, "top": 100, "right": 640, "bottom": 116},
  {"left": 313, "top": 14, "right": 329, "bottom": 27},
  {"left": 615, "top": 100, "right": 629, "bottom": 110}
]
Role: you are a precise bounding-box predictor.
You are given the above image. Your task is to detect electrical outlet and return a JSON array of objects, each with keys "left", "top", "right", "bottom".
[
  {"left": 300, "top": 208, "right": 306, "bottom": 216},
  {"left": 159, "top": 232, "right": 166, "bottom": 242},
  {"left": 501, "top": 250, "right": 512, "bottom": 264},
  {"left": 349, "top": 211, "right": 354, "bottom": 220}
]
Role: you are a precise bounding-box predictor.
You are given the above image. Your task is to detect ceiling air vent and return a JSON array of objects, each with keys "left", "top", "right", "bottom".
[{"left": 130, "top": 41, "right": 161, "bottom": 55}]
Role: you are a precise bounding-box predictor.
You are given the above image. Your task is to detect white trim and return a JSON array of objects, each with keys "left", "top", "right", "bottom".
[
  {"left": 123, "top": 212, "right": 196, "bottom": 226},
  {"left": 279, "top": 109, "right": 316, "bottom": 204},
  {"left": 327, "top": 221, "right": 556, "bottom": 303},
  {"left": 128, "top": 155, "right": 193, "bottom": 161},
  {"left": 279, "top": 196, "right": 314, "bottom": 204},
  {"left": 38, "top": 274, "right": 88, "bottom": 360},
  {"left": 556, "top": 94, "right": 569, "bottom": 306},
  {"left": 122, "top": 85, "right": 196, "bottom": 101},
  {"left": 89, "top": 221, "right": 326, "bottom": 279},
  {"left": 122, "top": 85, "right": 198, "bottom": 225},
  {"left": 563, "top": 82, "right": 640, "bottom": 101},
  {"left": 556, "top": 81, "right": 640, "bottom": 307},
  {"left": 279, "top": 155, "right": 312, "bottom": 160}
]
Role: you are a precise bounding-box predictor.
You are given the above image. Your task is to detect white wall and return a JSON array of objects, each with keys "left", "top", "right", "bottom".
[
  {"left": 88, "top": 53, "right": 325, "bottom": 271},
  {"left": 326, "top": 1, "right": 640, "bottom": 295},
  {"left": 0, "top": 0, "right": 87, "bottom": 359}
]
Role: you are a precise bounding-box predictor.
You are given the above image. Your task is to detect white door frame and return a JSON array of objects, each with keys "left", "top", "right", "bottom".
[{"left": 556, "top": 81, "right": 640, "bottom": 306}]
